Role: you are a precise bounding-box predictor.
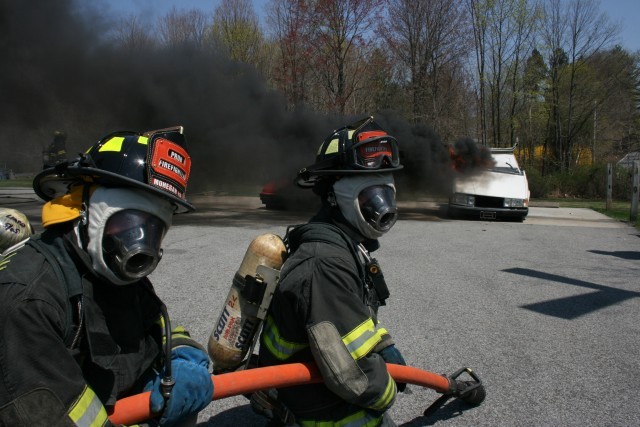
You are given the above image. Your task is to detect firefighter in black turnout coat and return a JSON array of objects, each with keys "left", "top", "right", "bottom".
[
  {"left": 0, "top": 127, "right": 213, "bottom": 427},
  {"left": 257, "top": 117, "right": 408, "bottom": 426}
]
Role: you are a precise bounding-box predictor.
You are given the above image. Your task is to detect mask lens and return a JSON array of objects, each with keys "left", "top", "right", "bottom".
[
  {"left": 353, "top": 132, "right": 400, "bottom": 169},
  {"left": 102, "top": 210, "right": 166, "bottom": 281},
  {"left": 358, "top": 185, "right": 398, "bottom": 232}
]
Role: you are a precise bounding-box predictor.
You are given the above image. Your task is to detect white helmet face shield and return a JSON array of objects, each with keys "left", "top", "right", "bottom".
[
  {"left": 358, "top": 185, "right": 398, "bottom": 233},
  {"left": 102, "top": 209, "right": 166, "bottom": 281}
]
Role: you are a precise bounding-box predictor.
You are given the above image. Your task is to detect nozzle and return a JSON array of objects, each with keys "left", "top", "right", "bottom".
[
  {"left": 456, "top": 380, "right": 486, "bottom": 405},
  {"left": 423, "top": 367, "right": 485, "bottom": 417}
]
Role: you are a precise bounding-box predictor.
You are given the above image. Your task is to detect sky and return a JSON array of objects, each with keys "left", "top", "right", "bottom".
[
  {"left": 604, "top": 0, "right": 640, "bottom": 52},
  {"left": 102, "top": 0, "right": 640, "bottom": 53}
]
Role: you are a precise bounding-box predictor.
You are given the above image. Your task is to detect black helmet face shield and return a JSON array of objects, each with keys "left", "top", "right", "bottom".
[
  {"left": 358, "top": 185, "right": 398, "bottom": 233},
  {"left": 102, "top": 209, "right": 167, "bottom": 281}
]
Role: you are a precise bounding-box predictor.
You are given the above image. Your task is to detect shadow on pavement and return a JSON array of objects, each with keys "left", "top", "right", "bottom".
[
  {"left": 504, "top": 267, "right": 640, "bottom": 319},
  {"left": 400, "top": 398, "right": 480, "bottom": 426},
  {"left": 588, "top": 249, "right": 640, "bottom": 260},
  {"left": 197, "top": 404, "right": 266, "bottom": 426}
]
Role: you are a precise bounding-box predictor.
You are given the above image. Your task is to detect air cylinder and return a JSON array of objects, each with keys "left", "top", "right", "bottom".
[{"left": 207, "top": 233, "right": 286, "bottom": 371}]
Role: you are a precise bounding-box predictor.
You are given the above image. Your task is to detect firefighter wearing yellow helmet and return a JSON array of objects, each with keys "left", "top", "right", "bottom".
[
  {"left": 0, "top": 127, "right": 213, "bottom": 426},
  {"left": 255, "top": 117, "right": 408, "bottom": 426}
]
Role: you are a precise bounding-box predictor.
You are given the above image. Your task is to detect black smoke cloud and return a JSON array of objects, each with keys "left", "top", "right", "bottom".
[{"left": 0, "top": 0, "right": 481, "bottom": 197}]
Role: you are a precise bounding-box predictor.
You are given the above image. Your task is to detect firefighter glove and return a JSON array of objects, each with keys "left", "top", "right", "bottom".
[
  {"left": 379, "top": 345, "right": 407, "bottom": 392},
  {"left": 145, "top": 346, "right": 213, "bottom": 426}
]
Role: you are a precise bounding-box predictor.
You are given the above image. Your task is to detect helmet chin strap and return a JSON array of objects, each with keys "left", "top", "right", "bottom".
[
  {"left": 79, "top": 183, "right": 92, "bottom": 252},
  {"left": 326, "top": 191, "right": 337, "bottom": 208}
]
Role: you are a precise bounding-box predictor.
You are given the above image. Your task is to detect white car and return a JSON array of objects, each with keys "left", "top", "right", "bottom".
[{"left": 448, "top": 146, "right": 530, "bottom": 221}]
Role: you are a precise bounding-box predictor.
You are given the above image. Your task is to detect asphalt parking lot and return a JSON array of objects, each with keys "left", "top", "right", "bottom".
[
  {"left": 2, "top": 188, "right": 639, "bottom": 426},
  {"left": 0, "top": 187, "right": 629, "bottom": 231}
]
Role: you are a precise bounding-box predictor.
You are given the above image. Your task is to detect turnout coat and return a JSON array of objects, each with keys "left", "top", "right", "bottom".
[
  {"left": 0, "top": 226, "right": 165, "bottom": 427},
  {"left": 258, "top": 212, "right": 398, "bottom": 426}
]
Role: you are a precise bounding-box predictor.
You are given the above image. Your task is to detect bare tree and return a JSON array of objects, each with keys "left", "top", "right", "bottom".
[
  {"left": 383, "top": 0, "right": 470, "bottom": 136},
  {"left": 157, "top": 7, "right": 212, "bottom": 48},
  {"left": 466, "top": 0, "right": 539, "bottom": 147},
  {"left": 306, "top": 0, "right": 384, "bottom": 114},
  {"left": 211, "top": 0, "right": 264, "bottom": 67},
  {"left": 266, "top": 0, "right": 312, "bottom": 109},
  {"left": 540, "top": 0, "right": 618, "bottom": 172},
  {"left": 485, "top": 0, "right": 539, "bottom": 147},
  {"left": 504, "top": 0, "right": 539, "bottom": 148},
  {"left": 112, "top": 14, "right": 156, "bottom": 51},
  {"left": 466, "top": 0, "right": 490, "bottom": 145}
]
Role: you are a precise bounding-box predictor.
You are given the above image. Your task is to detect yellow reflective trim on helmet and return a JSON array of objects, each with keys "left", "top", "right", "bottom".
[
  {"left": 347, "top": 130, "right": 355, "bottom": 139},
  {"left": 137, "top": 135, "right": 149, "bottom": 145},
  {"left": 99, "top": 136, "right": 125, "bottom": 152},
  {"left": 323, "top": 138, "right": 339, "bottom": 155},
  {"left": 68, "top": 385, "right": 109, "bottom": 427}
]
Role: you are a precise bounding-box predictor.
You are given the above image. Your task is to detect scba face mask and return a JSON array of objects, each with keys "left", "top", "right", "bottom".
[
  {"left": 358, "top": 185, "right": 398, "bottom": 233},
  {"left": 102, "top": 210, "right": 166, "bottom": 282},
  {"left": 85, "top": 187, "right": 174, "bottom": 285},
  {"left": 333, "top": 173, "right": 398, "bottom": 240}
]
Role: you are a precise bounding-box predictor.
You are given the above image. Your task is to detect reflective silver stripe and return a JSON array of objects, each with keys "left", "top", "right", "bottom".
[
  {"left": 262, "top": 315, "right": 307, "bottom": 360},
  {"left": 343, "top": 319, "right": 387, "bottom": 360},
  {"left": 68, "top": 385, "right": 108, "bottom": 427},
  {"left": 368, "top": 374, "right": 396, "bottom": 411}
]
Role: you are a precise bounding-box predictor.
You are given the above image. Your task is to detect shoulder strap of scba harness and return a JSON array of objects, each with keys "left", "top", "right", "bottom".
[
  {"left": 283, "top": 223, "right": 389, "bottom": 305},
  {"left": 26, "top": 237, "right": 83, "bottom": 347}
]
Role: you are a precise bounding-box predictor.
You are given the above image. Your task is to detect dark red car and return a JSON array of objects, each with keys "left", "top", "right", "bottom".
[{"left": 259, "top": 178, "right": 320, "bottom": 211}]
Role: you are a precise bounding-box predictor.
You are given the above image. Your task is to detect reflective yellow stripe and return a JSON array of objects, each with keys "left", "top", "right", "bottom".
[
  {"left": 68, "top": 385, "right": 108, "bottom": 427},
  {"left": 299, "top": 409, "right": 381, "bottom": 426},
  {"left": 172, "top": 326, "right": 187, "bottom": 334},
  {"left": 342, "top": 318, "right": 383, "bottom": 360},
  {"left": 99, "top": 136, "right": 124, "bottom": 152},
  {"left": 0, "top": 252, "right": 17, "bottom": 270},
  {"left": 137, "top": 136, "right": 148, "bottom": 145},
  {"left": 262, "top": 315, "right": 308, "bottom": 361},
  {"left": 158, "top": 318, "right": 192, "bottom": 345},
  {"left": 167, "top": 325, "right": 191, "bottom": 344},
  {"left": 368, "top": 374, "right": 396, "bottom": 411}
]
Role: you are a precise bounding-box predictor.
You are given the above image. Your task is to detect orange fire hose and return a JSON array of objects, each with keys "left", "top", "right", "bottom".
[{"left": 108, "top": 362, "right": 451, "bottom": 425}]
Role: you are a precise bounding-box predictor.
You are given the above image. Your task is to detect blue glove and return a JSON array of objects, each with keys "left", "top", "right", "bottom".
[
  {"left": 145, "top": 346, "right": 214, "bottom": 426},
  {"left": 379, "top": 345, "right": 407, "bottom": 392}
]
